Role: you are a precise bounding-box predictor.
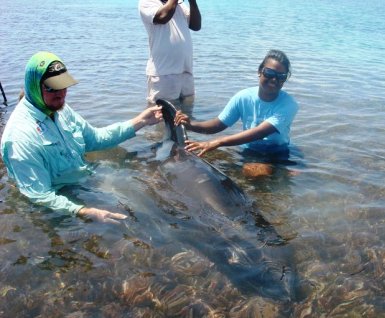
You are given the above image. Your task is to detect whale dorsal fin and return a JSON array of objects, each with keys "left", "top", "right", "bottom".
[{"left": 156, "top": 99, "right": 188, "bottom": 146}]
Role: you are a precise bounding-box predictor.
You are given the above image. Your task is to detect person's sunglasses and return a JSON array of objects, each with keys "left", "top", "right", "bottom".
[
  {"left": 262, "top": 68, "right": 288, "bottom": 82},
  {"left": 43, "top": 84, "right": 60, "bottom": 93}
]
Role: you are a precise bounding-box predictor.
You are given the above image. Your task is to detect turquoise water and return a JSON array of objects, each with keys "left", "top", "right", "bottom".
[{"left": 1, "top": 0, "right": 385, "bottom": 316}]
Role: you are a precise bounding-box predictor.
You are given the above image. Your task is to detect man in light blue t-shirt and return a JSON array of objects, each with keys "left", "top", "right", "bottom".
[{"left": 175, "top": 49, "right": 298, "bottom": 157}]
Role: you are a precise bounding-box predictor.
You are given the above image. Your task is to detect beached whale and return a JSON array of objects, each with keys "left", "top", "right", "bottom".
[
  {"left": 156, "top": 99, "right": 249, "bottom": 221},
  {"left": 154, "top": 99, "right": 305, "bottom": 301}
]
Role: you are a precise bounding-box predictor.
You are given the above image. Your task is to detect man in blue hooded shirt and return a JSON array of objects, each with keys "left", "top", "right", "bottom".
[{"left": 1, "top": 51, "right": 163, "bottom": 223}]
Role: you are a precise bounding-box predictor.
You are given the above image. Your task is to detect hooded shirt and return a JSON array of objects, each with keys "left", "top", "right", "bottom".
[
  {"left": 24, "top": 51, "right": 62, "bottom": 116},
  {"left": 0, "top": 51, "right": 136, "bottom": 215}
]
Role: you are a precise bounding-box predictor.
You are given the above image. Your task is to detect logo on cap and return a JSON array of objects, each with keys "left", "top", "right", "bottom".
[{"left": 47, "top": 61, "right": 66, "bottom": 75}]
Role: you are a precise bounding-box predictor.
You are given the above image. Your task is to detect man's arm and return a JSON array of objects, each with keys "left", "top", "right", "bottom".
[
  {"left": 2, "top": 140, "right": 84, "bottom": 214},
  {"left": 75, "top": 105, "right": 162, "bottom": 152},
  {"left": 153, "top": 0, "right": 179, "bottom": 24},
  {"left": 3, "top": 140, "right": 127, "bottom": 222},
  {"left": 188, "top": 0, "right": 201, "bottom": 31}
]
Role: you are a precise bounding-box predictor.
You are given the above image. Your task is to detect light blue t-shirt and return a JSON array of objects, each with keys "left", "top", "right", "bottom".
[
  {"left": 218, "top": 87, "right": 298, "bottom": 152},
  {"left": 1, "top": 98, "right": 136, "bottom": 215}
]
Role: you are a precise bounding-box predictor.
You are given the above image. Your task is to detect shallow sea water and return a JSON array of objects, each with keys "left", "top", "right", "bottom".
[{"left": 1, "top": 0, "right": 385, "bottom": 317}]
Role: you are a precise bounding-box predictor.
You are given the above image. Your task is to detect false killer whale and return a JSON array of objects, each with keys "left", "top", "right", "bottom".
[{"left": 153, "top": 99, "right": 306, "bottom": 302}]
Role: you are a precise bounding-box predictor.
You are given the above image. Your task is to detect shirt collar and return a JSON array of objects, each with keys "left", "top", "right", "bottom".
[{"left": 22, "top": 97, "right": 51, "bottom": 122}]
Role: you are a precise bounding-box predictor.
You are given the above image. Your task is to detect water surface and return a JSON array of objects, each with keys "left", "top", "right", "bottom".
[{"left": 1, "top": 0, "right": 385, "bottom": 316}]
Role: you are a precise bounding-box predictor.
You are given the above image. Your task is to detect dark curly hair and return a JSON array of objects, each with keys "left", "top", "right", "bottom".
[{"left": 258, "top": 50, "right": 291, "bottom": 78}]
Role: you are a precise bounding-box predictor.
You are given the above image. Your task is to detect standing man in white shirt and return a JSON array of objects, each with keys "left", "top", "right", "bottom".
[{"left": 139, "top": 0, "right": 201, "bottom": 108}]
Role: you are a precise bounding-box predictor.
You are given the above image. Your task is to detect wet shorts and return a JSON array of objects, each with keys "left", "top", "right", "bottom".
[{"left": 147, "top": 72, "right": 195, "bottom": 105}]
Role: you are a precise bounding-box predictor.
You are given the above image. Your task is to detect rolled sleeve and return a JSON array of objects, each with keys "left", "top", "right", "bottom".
[{"left": 139, "top": 0, "right": 161, "bottom": 24}]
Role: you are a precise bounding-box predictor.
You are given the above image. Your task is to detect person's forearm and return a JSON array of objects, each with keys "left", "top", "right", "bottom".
[
  {"left": 154, "top": 0, "right": 178, "bottom": 24},
  {"left": 214, "top": 122, "right": 277, "bottom": 147},
  {"left": 214, "top": 133, "right": 255, "bottom": 148},
  {"left": 188, "top": 0, "right": 201, "bottom": 31},
  {"left": 84, "top": 120, "right": 135, "bottom": 151},
  {"left": 188, "top": 119, "right": 227, "bottom": 134},
  {"left": 22, "top": 188, "right": 84, "bottom": 215},
  {"left": 189, "top": 122, "right": 221, "bottom": 134},
  {"left": 129, "top": 105, "right": 162, "bottom": 132},
  {"left": 130, "top": 117, "right": 146, "bottom": 131}
]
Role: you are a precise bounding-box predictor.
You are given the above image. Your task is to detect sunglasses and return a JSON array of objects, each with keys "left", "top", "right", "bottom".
[
  {"left": 43, "top": 84, "right": 61, "bottom": 93},
  {"left": 162, "top": 0, "right": 183, "bottom": 3},
  {"left": 261, "top": 68, "right": 288, "bottom": 82}
]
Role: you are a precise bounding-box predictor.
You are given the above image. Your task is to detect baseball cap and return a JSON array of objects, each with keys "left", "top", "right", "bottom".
[{"left": 42, "top": 61, "right": 78, "bottom": 90}]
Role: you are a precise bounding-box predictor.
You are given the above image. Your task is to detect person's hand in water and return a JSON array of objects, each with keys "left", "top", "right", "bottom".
[{"left": 78, "top": 207, "right": 127, "bottom": 224}]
